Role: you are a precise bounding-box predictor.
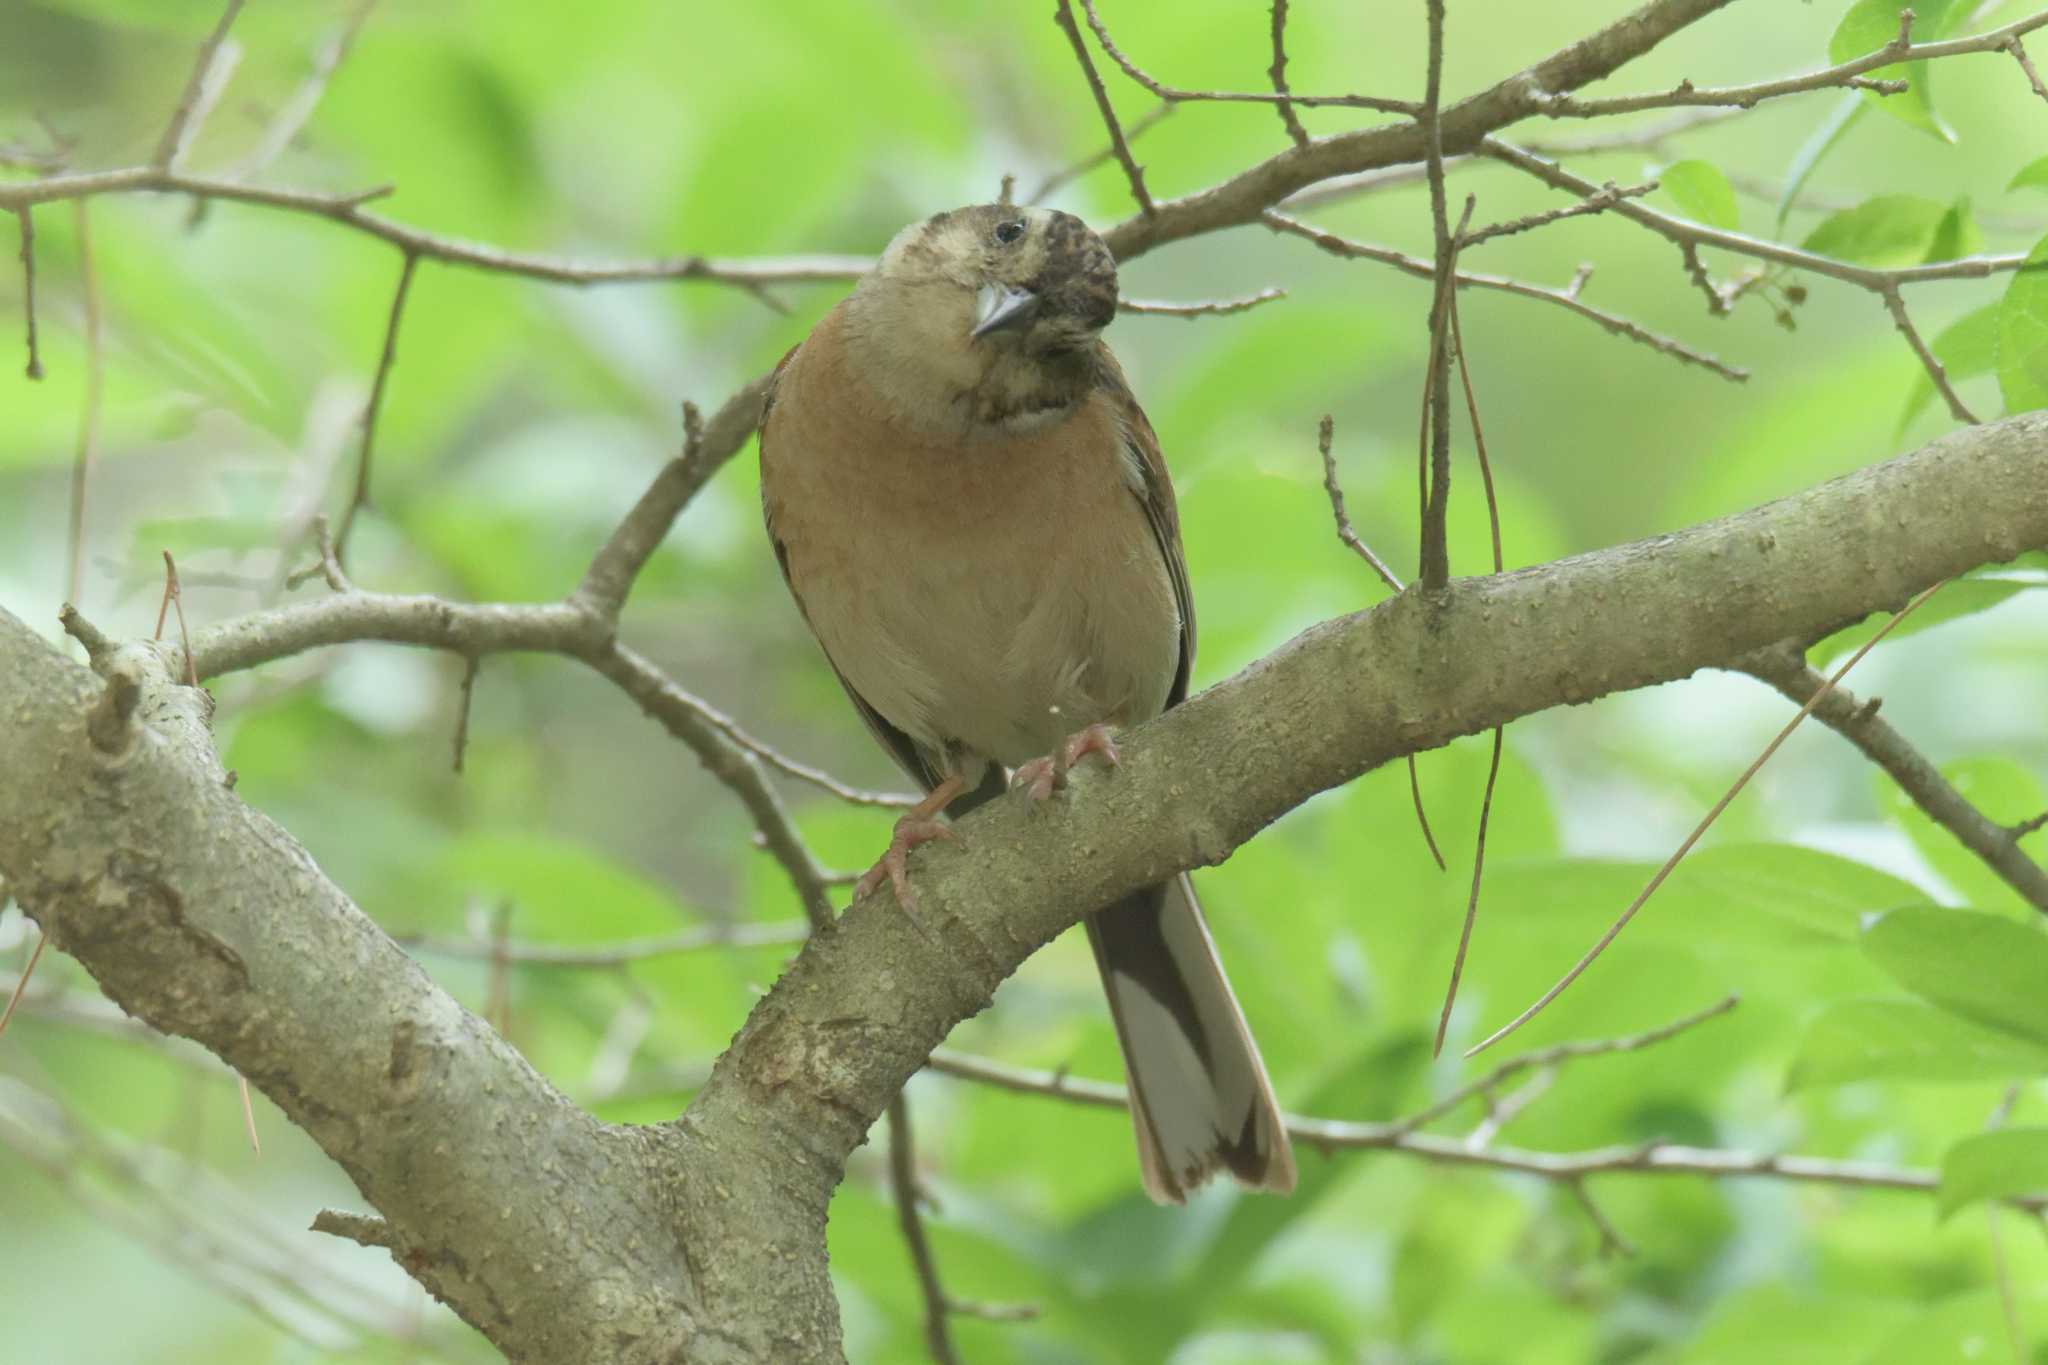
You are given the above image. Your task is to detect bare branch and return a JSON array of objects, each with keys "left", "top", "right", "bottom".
[
  {"left": 451, "top": 655, "right": 480, "bottom": 774},
  {"left": 153, "top": 0, "right": 246, "bottom": 171},
  {"left": 1565, "top": 1178, "right": 1638, "bottom": 1257},
  {"left": 1026, "top": 102, "right": 1174, "bottom": 203},
  {"left": 1267, "top": 0, "right": 1312, "bottom": 147},
  {"left": 1262, "top": 211, "right": 1750, "bottom": 380},
  {"left": 1052, "top": 0, "right": 1157, "bottom": 216},
  {"left": 1417, "top": 0, "right": 1457, "bottom": 594},
  {"left": 1481, "top": 137, "right": 2027, "bottom": 292},
  {"left": 1883, "top": 283, "right": 1981, "bottom": 425},
  {"left": 65, "top": 202, "right": 103, "bottom": 607},
  {"left": 1078, "top": 0, "right": 1417, "bottom": 114},
  {"left": 1397, "top": 996, "right": 1739, "bottom": 1138},
  {"left": 1460, "top": 179, "right": 1658, "bottom": 249},
  {"left": 0, "top": 168, "right": 869, "bottom": 292},
  {"left": 333, "top": 251, "right": 418, "bottom": 564},
  {"left": 923, "top": 1039, "right": 2047, "bottom": 1211},
  {"left": 1534, "top": 8, "right": 2048, "bottom": 117},
  {"left": 227, "top": 0, "right": 380, "bottom": 183},
  {"left": 1738, "top": 642, "right": 2048, "bottom": 913},
  {"left": 1316, "top": 415, "right": 1405, "bottom": 594},
  {"left": 577, "top": 381, "right": 770, "bottom": 620},
  {"left": 886, "top": 1096, "right": 963, "bottom": 1365},
  {"left": 402, "top": 919, "right": 810, "bottom": 968},
  {"left": 2010, "top": 34, "right": 2048, "bottom": 102},
  {"left": 1103, "top": 0, "right": 1745, "bottom": 262},
  {"left": 1118, "top": 287, "right": 1286, "bottom": 318},
  {"left": 13, "top": 207, "right": 39, "bottom": 380}
]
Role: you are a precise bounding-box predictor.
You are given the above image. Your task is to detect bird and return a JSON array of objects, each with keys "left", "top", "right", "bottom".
[{"left": 757, "top": 203, "right": 1295, "bottom": 1204}]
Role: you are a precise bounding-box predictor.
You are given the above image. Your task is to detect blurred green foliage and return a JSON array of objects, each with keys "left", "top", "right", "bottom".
[{"left": 4, "top": 1, "right": 2048, "bottom": 1361}]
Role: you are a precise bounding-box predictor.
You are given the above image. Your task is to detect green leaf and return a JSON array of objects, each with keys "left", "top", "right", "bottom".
[
  {"left": 1996, "top": 231, "right": 2048, "bottom": 412},
  {"left": 1800, "top": 195, "right": 1950, "bottom": 266},
  {"left": 1862, "top": 907, "right": 2048, "bottom": 1045},
  {"left": 1826, "top": 0, "right": 1961, "bottom": 142},
  {"left": 1922, "top": 197, "right": 1981, "bottom": 263},
  {"left": 2008, "top": 154, "right": 2048, "bottom": 194},
  {"left": 1787, "top": 998, "right": 2048, "bottom": 1089},
  {"left": 1777, "top": 94, "right": 1865, "bottom": 232},
  {"left": 1659, "top": 159, "right": 1739, "bottom": 230},
  {"left": 1809, "top": 566, "right": 2045, "bottom": 663},
  {"left": 1937, "top": 1127, "right": 2048, "bottom": 1217},
  {"left": 1896, "top": 301, "right": 2001, "bottom": 431}
]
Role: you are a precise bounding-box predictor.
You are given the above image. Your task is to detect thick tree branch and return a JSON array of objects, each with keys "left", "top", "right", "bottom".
[
  {"left": 1101, "top": 0, "right": 1741, "bottom": 261},
  {"left": 0, "top": 628, "right": 704, "bottom": 1360}
]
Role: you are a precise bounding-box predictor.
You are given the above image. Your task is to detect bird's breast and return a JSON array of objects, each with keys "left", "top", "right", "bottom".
[{"left": 763, "top": 330, "right": 1180, "bottom": 770}]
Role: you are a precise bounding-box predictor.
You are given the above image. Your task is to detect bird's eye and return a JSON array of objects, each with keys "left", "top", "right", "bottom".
[{"left": 993, "top": 220, "right": 1026, "bottom": 245}]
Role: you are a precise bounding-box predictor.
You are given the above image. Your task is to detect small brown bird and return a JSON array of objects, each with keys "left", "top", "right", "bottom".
[{"left": 759, "top": 204, "right": 1295, "bottom": 1203}]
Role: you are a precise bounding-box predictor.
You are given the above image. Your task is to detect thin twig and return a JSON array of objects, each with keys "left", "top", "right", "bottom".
[
  {"left": 1052, "top": 0, "right": 1156, "bottom": 216},
  {"left": 1119, "top": 288, "right": 1286, "bottom": 318},
  {"left": 1077, "top": 0, "right": 1418, "bottom": 114},
  {"left": 1530, "top": 7, "right": 2048, "bottom": 117},
  {"left": 153, "top": 0, "right": 247, "bottom": 172},
  {"left": 400, "top": 919, "right": 810, "bottom": 968},
  {"left": 1466, "top": 579, "right": 1951, "bottom": 1058},
  {"left": 886, "top": 1095, "right": 963, "bottom": 1365},
  {"left": 65, "top": 201, "right": 103, "bottom": 608},
  {"left": 1480, "top": 137, "right": 2027, "bottom": 291},
  {"left": 1433, "top": 297, "right": 1507, "bottom": 1058},
  {"left": 1027, "top": 102, "right": 1174, "bottom": 203},
  {"left": 1267, "top": 0, "right": 1312, "bottom": 147},
  {"left": 1396, "top": 995, "right": 1739, "bottom": 1138},
  {"left": 1315, "top": 415, "right": 1404, "bottom": 593},
  {"left": 1881, "top": 284, "right": 1979, "bottom": 425},
  {"left": 1737, "top": 642, "right": 2048, "bottom": 913},
  {"left": 1565, "top": 1178, "right": 1637, "bottom": 1257},
  {"left": 923, "top": 1041, "right": 2048, "bottom": 1210},
  {"left": 0, "top": 931, "right": 50, "bottom": 1041},
  {"left": 452, "top": 655, "right": 480, "bottom": 774},
  {"left": 1409, "top": 757, "right": 1449, "bottom": 873},
  {"left": 1318, "top": 414, "right": 1443, "bottom": 871},
  {"left": 156, "top": 552, "right": 200, "bottom": 687},
  {"left": 1283, "top": 109, "right": 1745, "bottom": 214},
  {"left": 14, "top": 207, "right": 40, "bottom": 380},
  {"left": 0, "top": 167, "right": 871, "bottom": 291},
  {"left": 576, "top": 384, "right": 768, "bottom": 619},
  {"left": 1465, "top": 1069, "right": 1555, "bottom": 1148},
  {"left": 1460, "top": 179, "right": 1658, "bottom": 249},
  {"left": 227, "top": 0, "right": 379, "bottom": 183},
  {"left": 333, "top": 250, "right": 418, "bottom": 565},
  {"left": 2009, "top": 34, "right": 2048, "bottom": 102}
]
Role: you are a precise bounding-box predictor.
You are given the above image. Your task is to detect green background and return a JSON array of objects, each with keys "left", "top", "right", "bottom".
[{"left": 3, "top": 0, "right": 2047, "bottom": 1360}]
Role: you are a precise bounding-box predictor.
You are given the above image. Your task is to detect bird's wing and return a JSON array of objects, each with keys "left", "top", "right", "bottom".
[
  {"left": 760, "top": 346, "right": 955, "bottom": 797},
  {"left": 1092, "top": 346, "right": 1195, "bottom": 708}
]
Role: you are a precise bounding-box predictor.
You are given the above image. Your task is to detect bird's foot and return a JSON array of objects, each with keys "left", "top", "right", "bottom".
[
  {"left": 853, "top": 776, "right": 966, "bottom": 921},
  {"left": 1012, "top": 723, "right": 1121, "bottom": 802}
]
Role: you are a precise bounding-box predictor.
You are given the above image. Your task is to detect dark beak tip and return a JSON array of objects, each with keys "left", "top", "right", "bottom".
[{"left": 972, "top": 285, "right": 1040, "bottom": 340}]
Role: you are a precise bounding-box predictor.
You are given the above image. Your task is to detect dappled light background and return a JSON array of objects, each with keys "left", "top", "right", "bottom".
[{"left": 3, "top": 0, "right": 2047, "bottom": 1361}]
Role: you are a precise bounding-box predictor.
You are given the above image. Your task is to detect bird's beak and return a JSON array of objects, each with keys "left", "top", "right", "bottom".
[{"left": 971, "top": 284, "right": 1040, "bottom": 340}]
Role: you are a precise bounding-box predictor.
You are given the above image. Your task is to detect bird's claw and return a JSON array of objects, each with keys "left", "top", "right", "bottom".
[
  {"left": 1012, "top": 723, "right": 1121, "bottom": 802},
  {"left": 855, "top": 814, "right": 958, "bottom": 910}
]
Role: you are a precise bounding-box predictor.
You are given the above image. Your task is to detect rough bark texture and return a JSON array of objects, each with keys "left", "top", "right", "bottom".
[{"left": 0, "top": 412, "right": 2042, "bottom": 1360}]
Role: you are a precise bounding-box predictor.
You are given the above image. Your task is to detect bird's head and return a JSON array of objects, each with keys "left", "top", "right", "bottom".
[
  {"left": 843, "top": 204, "right": 1120, "bottom": 432},
  {"left": 873, "top": 204, "right": 1118, "bottom": 356}
]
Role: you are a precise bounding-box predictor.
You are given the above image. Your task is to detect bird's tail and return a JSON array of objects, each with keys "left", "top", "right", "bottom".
[{"left": 1085, "top": 874, "right": 1296, "bottom": 1204}]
